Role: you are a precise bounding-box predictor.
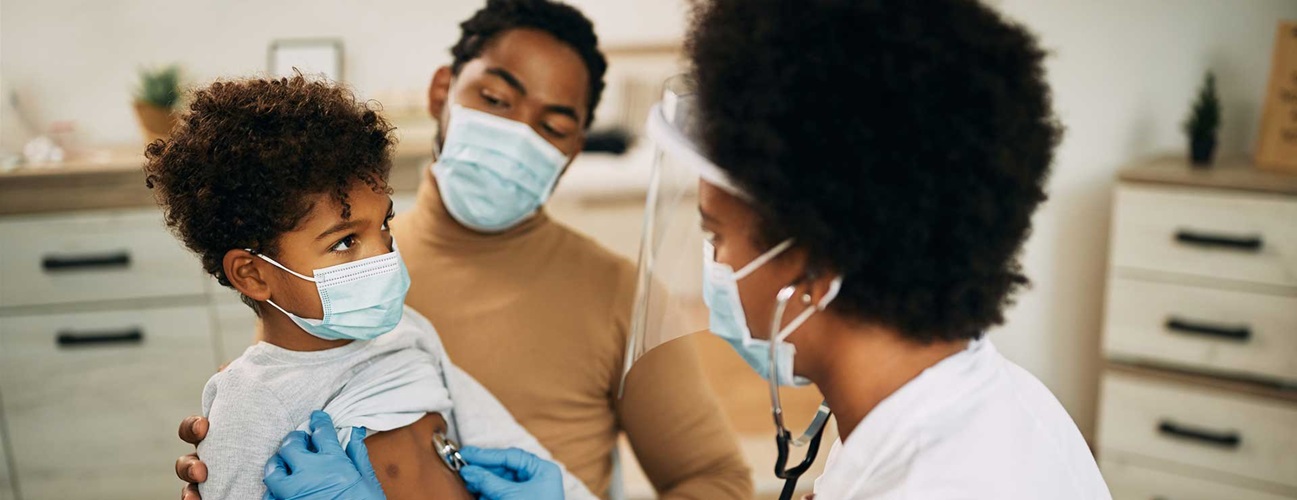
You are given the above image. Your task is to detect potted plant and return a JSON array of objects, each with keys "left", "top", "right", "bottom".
[
  {"left": 1183, "top": 71, "right": 1220, "bottom": 167},
  {"left": 134, "top": 64, "right": 182, "bottom": 143}
]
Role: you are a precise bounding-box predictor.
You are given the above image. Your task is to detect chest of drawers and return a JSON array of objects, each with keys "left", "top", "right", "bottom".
[{"left": 1097, "top": 158, "right": 1297, "bottom": 500}]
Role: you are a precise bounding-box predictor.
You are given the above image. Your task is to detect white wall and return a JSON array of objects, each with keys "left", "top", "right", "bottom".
[
  {"left": 0, "top": 0, "right": 687, "bottom": 145},
  {"left": 3, "top": 0, "right": 1294, "bottom": 441},
  {"left": 991, "top": 0, "right": 1297, "bottom": 440}
]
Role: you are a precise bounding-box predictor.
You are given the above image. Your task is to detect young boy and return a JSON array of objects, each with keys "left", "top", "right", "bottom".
[{"left": 143, "top": 75, "right": 594, "bottom": 500}]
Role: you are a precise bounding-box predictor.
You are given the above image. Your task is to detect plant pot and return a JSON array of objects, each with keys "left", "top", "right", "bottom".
[
  {"left": 134, "top": 101, "right": 178, "bottom": 143},
  {"left": 1189, "top": 135, "right": 1216, "bottom": 167}
]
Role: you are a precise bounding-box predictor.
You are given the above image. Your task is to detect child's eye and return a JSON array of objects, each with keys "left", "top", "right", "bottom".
[{"left": 331, "top": 235, "right": 357, "bottom": 252}]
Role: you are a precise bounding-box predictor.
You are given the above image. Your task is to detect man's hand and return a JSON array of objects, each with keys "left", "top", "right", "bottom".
[{"left": 176, "top": 415, "right": 209, "bottom": 500}]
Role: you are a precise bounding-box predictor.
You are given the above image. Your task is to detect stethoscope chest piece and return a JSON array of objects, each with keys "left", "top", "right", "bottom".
[{"left": 432, "top": 431, "right": 469, "bottom": 472}]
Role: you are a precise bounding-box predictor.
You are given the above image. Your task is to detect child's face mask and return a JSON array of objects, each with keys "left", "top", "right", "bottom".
[{"left": 251, "top": 242, "right": 411, "bottom": 341}]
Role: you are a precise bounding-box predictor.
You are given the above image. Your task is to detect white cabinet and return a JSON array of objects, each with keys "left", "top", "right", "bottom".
[
  {"left": 0, "top": 410, "right": 13, "bottom": 500},
  {"left": 0, "top": 305, "right": 217, "bottom": 499},
  {"left": 1098, "top": 161, "right": 1297, "bottom": 499},
  {"left": 0, "top": 208, "right": 221, "bottom": 500},
  {"left": 1103, "top": 457, "right": 1293, "bottom": 500}
]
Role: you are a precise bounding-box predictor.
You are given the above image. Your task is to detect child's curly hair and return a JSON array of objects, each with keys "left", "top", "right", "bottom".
[{"left": 144, "top": 74, "right": 396, "bottom": 294}]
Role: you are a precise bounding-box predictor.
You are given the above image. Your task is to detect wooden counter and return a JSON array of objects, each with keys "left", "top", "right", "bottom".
[{"left": 0, "top": 128, "right": 435, "bottom": 217}]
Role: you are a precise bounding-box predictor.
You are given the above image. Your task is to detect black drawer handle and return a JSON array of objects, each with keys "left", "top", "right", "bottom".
[
  {"left": 1174, "top": 229, "right": 1263, "bottom": 252},
  {"left": 41, "top": 251, "right": 132, "bottom": 272},
  {"left": 1157, "top": 420, "right": 1240, "bottom": 449},
  {"left": 1165, "top": 317, "right": 1251, "bottom": 342},
  {"left": 56, "top": 328, "right": 144, "bottom": 348}
]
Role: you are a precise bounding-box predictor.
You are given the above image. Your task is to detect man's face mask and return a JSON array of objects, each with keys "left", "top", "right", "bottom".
[
  {"left": 252, "top": 243, "right": 411, "bottom": 341},
  {"left": 431, "top": 105, "right": 570, "bottom": 233}
]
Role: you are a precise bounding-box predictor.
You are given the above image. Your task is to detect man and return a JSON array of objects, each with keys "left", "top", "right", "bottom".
[{"left": 175, "top": 1, "right": 752, "bottom": 498}]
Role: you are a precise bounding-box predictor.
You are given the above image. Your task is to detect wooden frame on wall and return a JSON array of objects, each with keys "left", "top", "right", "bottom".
[{"left": 268, "top": 38, "right": 345, "bottom": 82}]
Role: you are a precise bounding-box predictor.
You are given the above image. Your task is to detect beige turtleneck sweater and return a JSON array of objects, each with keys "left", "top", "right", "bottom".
[{"left": 390, "top": 169, "right": 752, "bottom": 499}]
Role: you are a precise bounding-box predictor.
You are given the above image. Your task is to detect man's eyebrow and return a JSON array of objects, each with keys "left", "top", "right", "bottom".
[
  {"left": 700, "top": 209, "right": 720, "bottom": 224},
  {"left": 486, "top": 67, "right": 527, "bottom": 96},
  {"left": 315, "top": 219, "right": 363, "bottom": 241}
]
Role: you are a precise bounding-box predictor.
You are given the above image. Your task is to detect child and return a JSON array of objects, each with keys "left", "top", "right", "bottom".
[{"left": 143, "top": 75, "right": 594, "bottom": 500}]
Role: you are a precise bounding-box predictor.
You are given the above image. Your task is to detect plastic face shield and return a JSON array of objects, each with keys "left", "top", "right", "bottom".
[
  {"left": 617, "top": 75, "right": 748, "bottom": 395},
  {"left": 621, "top": 76, "right": 831, "bottom": 500}
]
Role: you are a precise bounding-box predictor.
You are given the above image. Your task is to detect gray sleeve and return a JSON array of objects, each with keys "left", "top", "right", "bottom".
[{"left": 197, "top": 370, "right": 295, "bottom": 500}]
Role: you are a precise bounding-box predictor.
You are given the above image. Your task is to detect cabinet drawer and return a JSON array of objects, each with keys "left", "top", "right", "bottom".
[
  {"left": 1101, "top": 457, "right": 1295, "bottom": 500},
  {"left": 1103, "top": 278, "right": 1297, "bottom": 383},
  {"left": 1110, "top": 186, "right": 1297, "bottom": 288},
  {"left": 0, "top": 306, "right": 217, "bottom": 499},
  {"left": 0, "top": 209, "right": 206, "bottom": 308},
  {"left": 1097, "top": 372, "right": 1297, "bottom": 490}
]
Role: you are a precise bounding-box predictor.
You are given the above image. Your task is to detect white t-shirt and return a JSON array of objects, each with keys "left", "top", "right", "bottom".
[{"left": 813, "top": 339, "right": 1110, "bottom": 499}]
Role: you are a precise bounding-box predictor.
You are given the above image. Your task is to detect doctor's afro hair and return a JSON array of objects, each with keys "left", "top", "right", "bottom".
[
  {"left": 450, "top": 0, "right": 606, "bottom": 127},
  {"left": 688, "top": 0, "right": 1062, "bottom": 343},
  {"left": 143, "top": 74, "right": 395, "bottom": 294}
]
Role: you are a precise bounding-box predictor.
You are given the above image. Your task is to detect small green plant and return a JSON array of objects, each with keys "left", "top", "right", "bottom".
[
  {"left": 135, "top": 64, "right": 182, "bottom": 110},
  {"left": 1183, "top": 71, "right": 1221, "bottom": 165},
  {"left": 1183, "top": 72, "right": 1220, "bottom": 142}
]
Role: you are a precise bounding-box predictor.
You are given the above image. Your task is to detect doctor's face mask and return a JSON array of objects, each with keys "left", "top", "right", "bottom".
[{"left": 699, "top": 182, "right": 842, "bottom": 386}]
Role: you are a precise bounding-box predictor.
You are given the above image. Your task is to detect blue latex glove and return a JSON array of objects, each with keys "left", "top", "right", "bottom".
[
  {"left": 263, "top": 410, "right": 386, "bottom": 500},
  {"left": 458, "top": 446, "right": 564, "bottom": 500}
]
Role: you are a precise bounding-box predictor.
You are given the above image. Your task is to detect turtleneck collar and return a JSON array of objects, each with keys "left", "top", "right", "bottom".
[{"left": 398, "top": 164, "right": 553, "bottom": 250}]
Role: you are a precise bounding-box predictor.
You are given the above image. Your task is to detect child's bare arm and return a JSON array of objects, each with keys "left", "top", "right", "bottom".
[{"left": 364, "top": 412, "right": 474, "bottom": 500}]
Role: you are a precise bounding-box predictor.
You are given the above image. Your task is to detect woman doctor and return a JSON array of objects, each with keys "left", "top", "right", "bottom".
[{"left": 266, "top": 0, "right": 1112, "bottom": 498}]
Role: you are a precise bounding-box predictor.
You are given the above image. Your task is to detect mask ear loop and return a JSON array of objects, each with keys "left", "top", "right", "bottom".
[{"left": 245, "top": 249, "right": 316, "bottom": 282}]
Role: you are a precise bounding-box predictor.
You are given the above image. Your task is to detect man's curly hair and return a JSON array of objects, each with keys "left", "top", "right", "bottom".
[
  {"left": 450, "top": 0, "right": 606, "bottom": 127},
  {"left": 143, "top": 75, "right": 396, "bottom": 298},
  {"left": 688, "top": 0, "right": 1062, "bottom": 342}
]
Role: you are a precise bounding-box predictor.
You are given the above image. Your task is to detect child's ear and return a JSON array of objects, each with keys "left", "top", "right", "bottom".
[
  {"left": 428, "top": 66, "right": 453, "bottom": 122},
  {"left": 224, "top": 249, "right": 271, "bottom": 302}
]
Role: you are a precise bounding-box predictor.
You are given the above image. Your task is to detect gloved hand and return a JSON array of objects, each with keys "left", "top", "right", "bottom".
[
  {"left": 263, "top": 410, "right": 386, "bottom": 500},
  {"left": 458, "top": 446, "right": 564, "bottom": 500}
]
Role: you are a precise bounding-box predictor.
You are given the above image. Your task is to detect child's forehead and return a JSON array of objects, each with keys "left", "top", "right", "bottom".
[{"left": 295, "top": 184, "right": 390, "bottom": 225}]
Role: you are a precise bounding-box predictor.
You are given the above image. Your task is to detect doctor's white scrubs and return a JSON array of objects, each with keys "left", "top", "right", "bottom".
[{"left": 812, "top": 339, "right": 1111, "bottom": 499}]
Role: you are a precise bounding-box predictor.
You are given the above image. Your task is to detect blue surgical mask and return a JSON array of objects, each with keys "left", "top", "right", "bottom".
[
  {"left": 253, "top": 243, "right": 411, "bottom": 341},
  {"left": 703, "top": 240, "right": 842, "bottom": 387},
  {"left": 432, "top": 105, "right": 570, "bottom": 233}
]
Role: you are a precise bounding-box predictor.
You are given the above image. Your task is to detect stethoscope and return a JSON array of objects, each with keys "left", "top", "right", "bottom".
[
  {"left": 769, "top": 284, "right": 834, "bottom": 500},
  {"left": 432, "top": 430, "right": 469, "bottom": 472}
]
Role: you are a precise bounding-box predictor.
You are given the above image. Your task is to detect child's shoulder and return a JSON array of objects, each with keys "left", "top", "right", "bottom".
[
  {"left": 377, "top": 305, "right": 446, "bottom": 352},
  {"left": 200, "top": 355, "right": 290, "bottom": 418}
]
